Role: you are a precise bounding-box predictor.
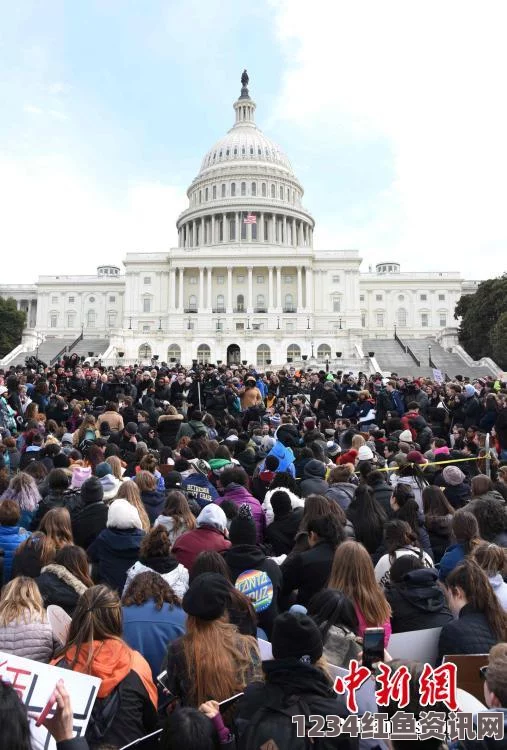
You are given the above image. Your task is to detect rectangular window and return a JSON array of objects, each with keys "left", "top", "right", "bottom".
[
  {"left": 333, "top": 299, "right": 340, "bottom": 312},
  {"left": 109, "top": 295, "right": 116, "bottom": 303},
  {"left": 421, "top": 313, "right": 429, "bottom": 327},
  {"left": 189, "top": 276, "right": 197, "bottom": 285},
  {"left": 143, "top": 298, "right": 151, "bottom": 313},
  {"left": 213, "top": 185, "right": 217, "bottom": 199},
  {"left": 50, "top": 314, "right": 57, "bottom": 328},
  {"left": 221, "top": 184, "right": 226, "bottom": 197},
  {"left": 360, "top": 295, "right": 365, "bottom": 302},
  {"left": 66, "top": 313, "right": 75, "bottom": 328},
  {"left": 68, "top": 296, "right": 75, "bottom": 304},
  {"left": 51, "top": 296, "right": 58, "bottom": 304},
  {"left": 376, "top": 294, "right": 383, "bottom": 301},
  {"left": 420, "top": 294, "right": 427, "bottom": 301},
  {"left": 439, "top": 314, "right": 447, "bottom": 327},
  {"left": 144, "top": 277, "right": 151, "bottom": 285},
  {"left": 332, "top": 275, "right": 340, "bottom": 283},
  {"left": 361, "top": 313, "right": 366, "bottom": 328},
  {"left": 283, "top": 275, "right": 293, "bottom": 284},
  {"left": 236, "top": 322, "right": 245, "bottom": 331},
  {"left": 286, "top": 322, "right": 294, "bottom": 332},
  {"left": 237, "top": 275, "right": 245, "bottom": 284},
  {"left": 256, "top": 275, "right": 265, "bottom": 284},
  {"left": 438, "top": 294, "right": 445, "bottom": 301},
  {"left": 143, "top": 324, "right": 150, "bottom": 332},
  {"left": 376, "top": 313, "right": 384, "bottom": 327},
  {"left": 217, "top": 275, "right": 224, "bottom": 285}
]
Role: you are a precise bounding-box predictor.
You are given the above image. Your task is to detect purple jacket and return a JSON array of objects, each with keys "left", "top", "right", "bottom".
[{"left": 216, "top": 484, "right": 266, "bottom": 542}]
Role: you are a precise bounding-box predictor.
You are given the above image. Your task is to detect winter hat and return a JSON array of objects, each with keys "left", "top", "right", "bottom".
[
  {"left": 270, "top": 490, "right": 292, "bottom": 517},
  {"left": 107, "top": 498, "right": 142, "bottom": 530},
  {"left": 326, "top": 441, "right": 341, "bottom": 458},
  {"left": 406, "top": 450, "right": 427, "bottom": 465},
  {"left": 183, "top": 573, "right": 230, "bottom": 621},
  {"left": 464, "top": 384, "right": 476, "bottom": 399},
  {"left": 229, "top": 503, "right": 256, "bottom": 546},
  {"left": 61, "top": 433, "right": 74, "bottom": 445},
  {"left": 433, "top": 446, "right": 450, "bottom": 457},
  {"left": 70, "top": 465, "right": 92, "bottom": 489},
  {"left": 53, "top": 453, "right": 70, "bottom": 469},
  {"left": 272, "top": 612, "right": 323, "bottom": 664},
  {"left": 357, "top": 445, "right": 374, "bottom": 462},
  {"left": 95, "top": 461, "right": 113, "bottom": 478},
  {"left": 260, "top": 436, "right": 276, "bottom": 454},
  {"left": 80, "top": 476, "right": 104, "bottom": 505},
  {"left": 164, "top": 471, "right": 182, "bottom": 489},
  {"left": 269, "top": 414, "right": 281, "bottom": 427},
  {"left": 188, "top": 458, "right": 211, "bottom": 476},
  {"left": 337, "top": 448, "right": 358, "bottom": 465},
  {"left": 197, "top": 503, "right": 227, "bottom": 532},
  {"left": 443, "top": 465, "right": 466, "bottom": 486},
  {"left": 399, "top": 430, "right": 413, "bottom": 443},
  {"left": 125, "top": 422, "right": 138, "bottom": 435},
  {"left": 304, "top": 419, "right": 316, "bottom": 431}
]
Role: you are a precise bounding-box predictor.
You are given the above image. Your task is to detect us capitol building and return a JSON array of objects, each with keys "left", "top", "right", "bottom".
[{"left": 0, "top": 72, "right": 484, "bottom": 373}]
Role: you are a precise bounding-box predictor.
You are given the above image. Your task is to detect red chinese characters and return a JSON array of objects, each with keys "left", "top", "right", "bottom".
[
  {"left": 333, "top": 659, "right": 371, "bottom": 712},
  {"left": 375, "top": 663, "right": 411, "bottom": 708},
  {"left": 419, "top": 663, "right": 458, "bottom": 711}
]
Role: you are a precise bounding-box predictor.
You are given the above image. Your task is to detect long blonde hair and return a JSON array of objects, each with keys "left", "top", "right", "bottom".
[
  {"left": 106, "top": 455, "right": 124, "bottom": 481},
  {"left": 328, "top": 540, "right": 391, "bottom": 626},
  {"left": 182, "top": 616, "right": 259, "bottom": 706},
  {"left": 0, "top": 577, "right": 47, "bottom": 626},
  {"left": 116, "top": 481, "right": 151, "bottom": 531}
]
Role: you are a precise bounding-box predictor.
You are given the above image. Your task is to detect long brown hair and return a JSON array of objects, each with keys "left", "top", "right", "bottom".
[
  {"left": 54, "top": 545, "right": 94, "bottom": 587},
  {"left": 39, "top": 507, "right": 73, "bottom": 551},
  {"left": 75, "top": 414, "right": 97, "bottom": 444},
  {"left": 446, "top": 559, "right": 507, "bottom": 641},
  {"left": 116, "top": 481, "right": 150, "bottom": 531},
  {"left": 452, "top": 510, "right": 481, "bottom": 555},
  {"left": 57, "top": 585, "right": 123, "bottom": 669},
  {"left": 160, "top": 491, "right": 196, "bottom": 535},
  {"left": 14, "top": 532, "right": 56, "bottom": 570},
  {"left": 182, "top": 616, "right": 259, "bottom": 705},
  {"left": 328, "top": 540, "right": 391, "bottom": 626}
]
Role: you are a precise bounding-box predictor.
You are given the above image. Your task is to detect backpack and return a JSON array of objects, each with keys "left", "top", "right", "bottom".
[{"left": 239, "top": 692, "right": 313, "bottom": 750}]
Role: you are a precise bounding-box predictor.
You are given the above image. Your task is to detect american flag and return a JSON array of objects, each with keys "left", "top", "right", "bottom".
[{"left": 243, "top": 212, "right": 257, "bottom": 224}]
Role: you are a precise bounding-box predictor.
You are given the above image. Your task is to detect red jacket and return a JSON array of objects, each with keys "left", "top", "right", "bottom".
[{"left": 171, "top": 525, "right": 231, "bottom": 570}]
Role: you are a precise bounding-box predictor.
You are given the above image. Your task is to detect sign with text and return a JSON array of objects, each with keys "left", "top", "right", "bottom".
[{"left": 0, "top": 650, "right": 101, "bottom": 750}]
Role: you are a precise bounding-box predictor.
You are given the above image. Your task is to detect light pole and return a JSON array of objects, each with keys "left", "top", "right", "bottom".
[{"left": 428, "top": 345, "right": 432, "bottom": 367}]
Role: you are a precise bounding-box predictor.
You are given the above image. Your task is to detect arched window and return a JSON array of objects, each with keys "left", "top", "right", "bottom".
[
  {"left": 221, "top": 184, "right": 226, "bottom": 198},
  {"left": 87, "top": 310, "right": 96, "bottom": 328},
  {"left": 271, "top": 184, "right": 276, "bottom": 198},
  {"left": 236, "top": 294, "right": 245, "bottom": 312},
  {"left": 199, "top": 190, "right": 202, "bottom": 204},
  {"left": 241, "top": 182, "right": 246, "bottom": 196},
  {"left": 205, "top": 187, "right": 208, "bottom": 201},
  {"left": 397, "top": 308, "right": 407, "bottom": 328},
  {"left": 261, "top": 183, "right": 267, "bottom": 197},
  {"left": 138, "top": 343, "right": 152, "bottom": 360},
  {"left": 317, "top": 344, "right": 332, "bottom": 360},
  {"left": 188, "top": 294, "right": 197, "bottom": 312},
  {"left": 287, "top": 344, "right": 301, "bottom": 361},
  {"left": 229, "top": 217, "right": 236, "bottom": 241},
  {"left": 231, "top": 183, "right": 236, "bottom": 197},
  {"left": 279, "top": 185, "right": 284, "bottom": 200},
  {"left": 284, "top": 293, "right": 294, "bottom": 312},
  {"left": 167, "top": 344, "right": 181, "bottom": 362},
  {"left": 251, "top": 182, "right": 257, "bottom": 196},
  {"left": 212, "top": 185, "right": 217, "bottom": 199},
  {"left": 216, "top": 294, "right": 225, "bottom": 312},
  {"left": 197, "top": 344, "right": 210, "bottom": 364},
  {"left": 257, "top": 344, "right": 270, "bottom": 366}
]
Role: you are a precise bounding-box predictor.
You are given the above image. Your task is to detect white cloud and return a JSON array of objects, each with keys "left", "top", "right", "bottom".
[
  {"left": 24, "top": 104, "right": 43, "bottom": 115},
  {"left": 270, "top": 0, "right": 507, "bottom": 277},
  {"left": 0, "top": 154, "right": 187, "bottom": 283}
]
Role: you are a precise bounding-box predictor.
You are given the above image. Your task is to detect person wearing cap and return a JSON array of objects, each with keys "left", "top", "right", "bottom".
[
  {"left": 300, "top": 459, "right": 329, "bottom": 497},
  {"left": 163, "top": 572, "right": 261, "bottom": 707},
  {"left": 235, "top": 612, "right": 353, "bottom": 748},
  {"left": 182, "top": 458, "right": 219, "bottom": 508},
  {"left": 172, "top": 503, "right": 231, "bottom": 571},
  {"left": 109, "top": 421, "right": 140, "bottom": 461},
  {"left": 71, "top": 476, "right": 108, "bottom": 549},
  {"left": 222, "top": 504, "right": 282, "bottom": 638},
  {"left": 217, "top": 466, "right": 266, "bottom": 543},
  {"left": 432, "top": 464, "right": 471, "bottom": 509}
]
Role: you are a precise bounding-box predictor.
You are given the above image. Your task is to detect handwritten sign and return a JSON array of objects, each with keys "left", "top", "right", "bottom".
[
  {"left": 235, "top": 569, "right": 274, "bottom": 612},
  {"left": 432, "top": 369, "right": 444, "bottom": 384},
  {"left": 0, "top": 650, "right": 101, "bottom": 750}
]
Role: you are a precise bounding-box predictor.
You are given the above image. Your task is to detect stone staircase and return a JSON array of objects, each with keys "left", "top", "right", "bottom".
[{"left": 4, "top": 337, "right": 109, "bottom": 368}]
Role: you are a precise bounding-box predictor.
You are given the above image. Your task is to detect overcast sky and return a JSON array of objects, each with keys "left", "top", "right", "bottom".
[{"left": 1, "top": 0, "right": 506, "bottom": 283}]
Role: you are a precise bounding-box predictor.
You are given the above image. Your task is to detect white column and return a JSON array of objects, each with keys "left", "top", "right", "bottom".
[
  {"left": 199, "top": 268, "right": 204, "bottom": 311},
  {"left": 207, "top": 268, "right": 212, "bottom": 310},
  {"left": 282, "top": 216, "right": 287, "bottom": 245},
  {"left": 235, "top": 212, "right": 240, "bottom": 242},
  {"left": 276, "top": 267, "right": 282, "bottom": 311},
  {"left": 268, "top": 267, "right": 274, "bottom": 310},
  {"left": 227, "top": 266, "right": 233, "bottom": 313},
  {"left": 247, "top": 266, "right": 253, "bottom": 313},
  {"left": 297, "top": 266, "right": 303, "bottom": 311},
  {"left": 260, "top": 213, "right": 265, "bottom": 242},
  {"left": 292, "top": 219, "right": 297, "bottom": 247},
  {"left": 270, "top": 214, "right": 275, "bottom": 243},
  {"left": 211, "top": 215, "right": 215, "bottom": 244},
  {"left": 305, "top": 267, "right": 313, "bottom": 312},
  {"left": 222, "top": 213, "right": 227, "bottom": 242},
  {"left": 169, "top": 268, "right": 176, "bottom": 310},
  {"left": 178, "top": 268, "right": 184, "bottom": 311}
]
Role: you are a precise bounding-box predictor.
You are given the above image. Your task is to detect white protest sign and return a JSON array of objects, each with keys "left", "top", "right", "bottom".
[
  {"left": 0, "top": 650, "right": 101, "bottom": 750},
  {"left": 432, "top": 368, "right": 444, "bottom": 384}
]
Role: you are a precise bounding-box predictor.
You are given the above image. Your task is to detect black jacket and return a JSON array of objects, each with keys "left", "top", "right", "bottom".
[
  {"left": 31, "top": 489, "right": 81, "bottom": 530},
  {"left": 369, "top": 480, "right": 394, "bottom": 517},
  {"left": 71, "top": 501, "right": 108, "bottom": 550},
  {"left": 236, "top": 659, "right": 358, "bottom": 750},
  {"left": 140, "top": 490, "right": 166, "bottom": 525},
  {"left": 300, "top": 460, "right": 328, "bottom": 498},
  {"left": 438, "top": 603, "right": 502, "bottom": 662},
  {"left": 385, "top": 567, "right": 453, "bottom": 633},
  {"left": 87, "top": 527, "right": 145, "bottom": 593},
  {"left": 36, "top": 563, "right": 88, "bottom": 615},
  {"left": 265, "top": 508, "right": 304, "bottom": 555},
  {"left": 223, "top": 544, "right": 282, "bottom": 638},
  {"left": 281, "top": 541, "right": 335, "bottom": 607},
  {"left": 425, "top": 514, "right": 453, "bottom": 563}
]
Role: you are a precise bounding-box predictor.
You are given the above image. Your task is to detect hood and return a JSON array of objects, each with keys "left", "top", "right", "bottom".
[
  {"left": 101, "top": 526, "right": 145, "bottom": 551},
  {"left": 263, "top": 659, "right": 334, "bottom": 699},
  {"left": 197, "top": 502, "right": 227, "bottom": 532},
  {"left": 268, "top": 441, "right": 295, "bottom": 472},
  {"left": 489, "top": 573, "right": 506, "bottom": 591},
  {"left": 425, "top": 514, "right": 453, "bottom": 535},
  {"left": 303, "top": 459, "right": 326, "bottom": 479},
  {"left": 263, "top": 487, "right": 303, "bottom": 510},
  {"left": 107, "top": 498, "right": 143, "bottom": 530},
  {"left": 394, "top": 568, "right": 447, "bottom": 613},
  {"left": 138, "top": 555, "right": 178, "bottom": 574},
  {"left": 411, "top": 416, "right": 427, "bottom": 429},
  {"left": 40, "top": 563, "right": 88, "bottom": 595},
  {"left": 140, "top": 490, "right": 165, "bottom": 509},
  {"left": 223, "top": 544, "right": 267, "bottom": 570},
  {"left": 99, "top": 474, "right": 120, "bottom": 500},
  {"left": 59, "top": 639, "right": 157, "bottom": 706}
]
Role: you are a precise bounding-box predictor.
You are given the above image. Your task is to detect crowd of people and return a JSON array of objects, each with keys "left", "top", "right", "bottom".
[{"left": 1, "top": 357, "right": 507, "bottom": 749}]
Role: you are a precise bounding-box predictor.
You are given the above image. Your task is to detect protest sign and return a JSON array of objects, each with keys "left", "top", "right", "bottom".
[
  {"left": 432, "top": 369, "right": 444, "bottom": 384},
  {"left": 0, "top": 650, "right": 101, "bottom": 750}
]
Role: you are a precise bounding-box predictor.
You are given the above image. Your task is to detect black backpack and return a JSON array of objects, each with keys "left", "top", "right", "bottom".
[{"left": 239, "top": 693, "right": 313, "bottom": 750}]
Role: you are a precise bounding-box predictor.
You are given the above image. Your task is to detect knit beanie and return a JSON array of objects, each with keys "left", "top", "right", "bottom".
[
  {"left": 182, "top": 573, "right": 230, "bottom": 621},
  {"left": 399, "top": 430, "right": 413, "bottom": 443},
  {"left": 357, "top": 445, "right": 374, "bottom": 461},
  {"left": 229, "top": 503, "right": 256, "bottom": 545},
  {"left": 95, "top": 461, "right": 113, "bottom": 478},
  {"left": 272, "top": 612, "right": 323, "bottom": 664},
  {"left": 53, "top": 453, "right": 70, "bottom": 469},
  {"left": 80, "top": 476, "right": 104, "bottom": 505},
  {"left": 464, "top": 384, "right": 476, "bottom": 399},
  {"left": 406, "top": 450, "right": 426, "bottom": 465},
  {"left": 443, "top": 465, "right": 465, "bottom": 486},
  {"left": 107, "top": 498, "right": 142, "bottom": 530}
]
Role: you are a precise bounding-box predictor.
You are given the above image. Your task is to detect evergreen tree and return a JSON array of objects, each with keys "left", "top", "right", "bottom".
[
  {"left": 454, "top": 274, "right": 507, "bottom": 368},
  {"left": 0, "top": 298, "right": 26, "bottom": 358}
]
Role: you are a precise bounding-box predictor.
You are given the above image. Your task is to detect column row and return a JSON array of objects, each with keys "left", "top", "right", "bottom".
[{"left": 177, "top": 213, "right": 313, "bottom": 248}]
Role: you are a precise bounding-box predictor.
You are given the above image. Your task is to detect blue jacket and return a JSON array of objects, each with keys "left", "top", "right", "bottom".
[
  {"left": 87, "top": 527, "right": 145, "bottom": 593},
  {"left": 438, "top": 542, "right": 465, "bottom": 582},
  {"left": 140, "top": 490, "right": 166, "bottom": 525},
  {"left": 267, "top": 441, "right": 295, "bottom": 476},
  {"left": 181, "top": 473, "right": 219, "bottom": 508},
  {"left": 0, "top": 525, "right": 30, "bottom": 582},
  {"left": 122, "top": 600, "right": 186, "bottom": 679}
]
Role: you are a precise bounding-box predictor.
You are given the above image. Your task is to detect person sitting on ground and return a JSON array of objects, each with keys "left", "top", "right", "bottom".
[
  {"left": 35, "top": 544, "right": 93, "bottom": 615},
  {"left": 134, "top": 469, "right": 166, "bottom": 525},
  {"left": 182, "top": 458, "right": 219, "bottom": 507},
  {"left": 374, "top": 520, "right": 434, "bottom": 587},
  {"left": 472, "top": 542, "right": 507, "bottom": 611},
  {"left": 325, "top": 464, "right": 356, "bottom": 511},
  {"left": 123, "top": 523, "right": 189, "bottom": 599},
  {"left": 0, "top": 576, "right": 56, "bottom": 662},
  {"left": 172, "top": 502, "right": 231, "bottom": 571},
  {"left": 154, "top": 490, "right": 196, "bottom": 546},
  {"left": 0, "top": 471, "right": 41, "bottom": 529},
  {"left": 70, "top": 476, "right": 108, "bottom": 549},
  {"left": 422, "top": 485, "right": 455, "bottom": 564},
  {"left": 216, "top": 466, "right": 266, "bottom": 543},
  {"left": 0, "top": 499, "right": 30, "bottom": 583},
  {"left": 439, "top": 510, "right": 482, "bottom": 582},
  {"left": 306, "top": 589, "right": 362, "bottom": 668},
  {"left": 264, "top": 489, "right": 304, "bottom": 555}
]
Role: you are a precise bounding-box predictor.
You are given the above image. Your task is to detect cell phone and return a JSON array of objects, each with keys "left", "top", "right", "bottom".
[
  {"left": 362, "top": 627, "right": 385, "bottom": 670},
  {"left": 218, "top": 692, "right": 244, "bottom": 710},
  {"left": 156, "top": 670, "right": 171, "bottom": 691}
]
